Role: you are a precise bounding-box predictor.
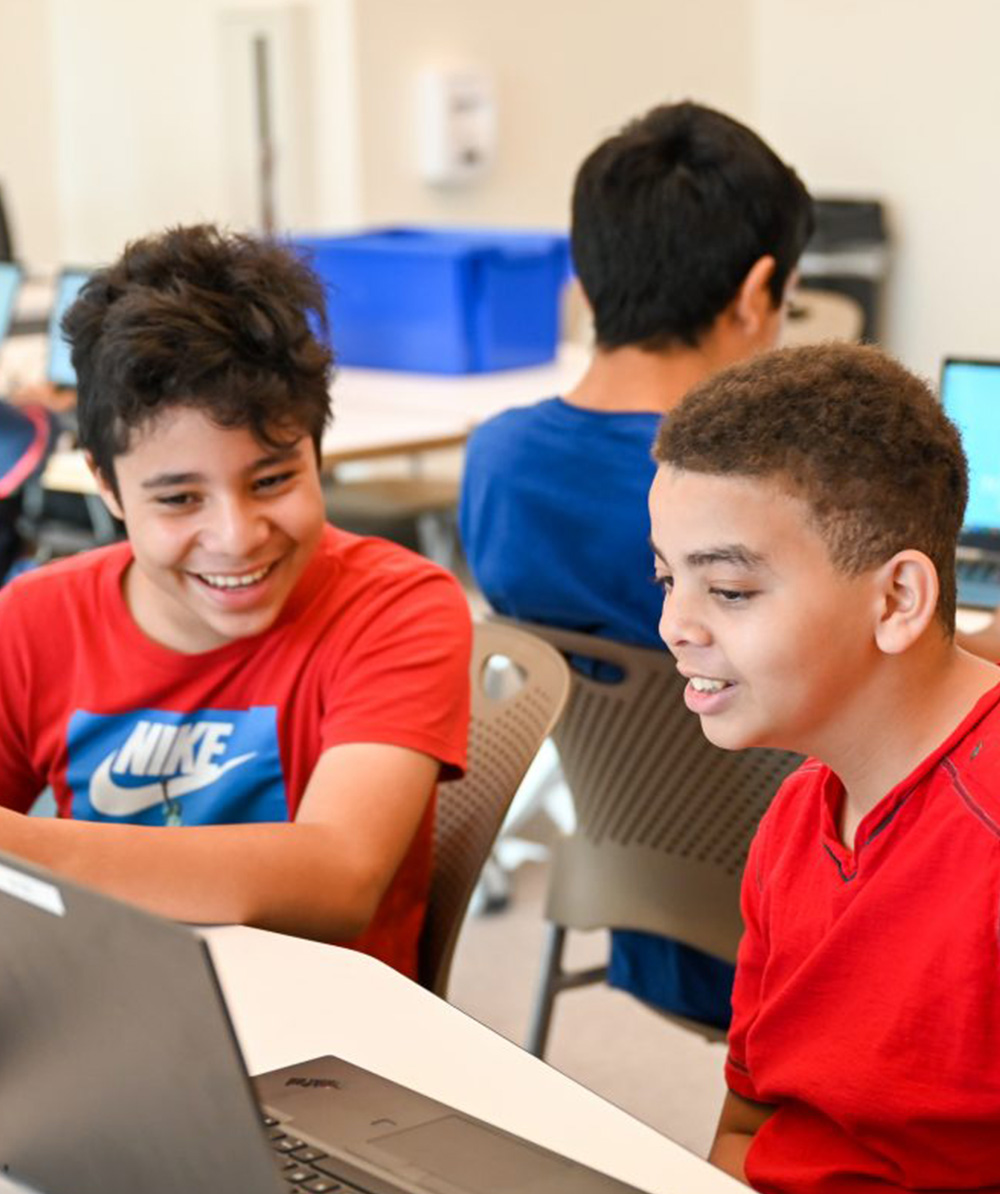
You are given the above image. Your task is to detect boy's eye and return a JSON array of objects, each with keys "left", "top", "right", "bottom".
[
  {"left": 711, "top": 587, "right": 757, "bottom": 604},
  {"left": 652, "top": 572, "right": 673, "bottom": 593},
  {"left": 156, "top": 492, "right": 198, "bottom": 508},
  {"left": 253, "top": 471, "right": 295, "bottom": 492}
]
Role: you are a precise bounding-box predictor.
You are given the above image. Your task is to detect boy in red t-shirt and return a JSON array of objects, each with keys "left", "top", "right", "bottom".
[
  {"left": 649, "top": 343, "right": 1000, "bottom": 1193},
  {"left": 0, "top": 225, "right": 471, "bottom": 978}
]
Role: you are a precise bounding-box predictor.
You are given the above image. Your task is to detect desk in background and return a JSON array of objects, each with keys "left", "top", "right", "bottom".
[{"left": 0, "top": 331, "right": 588, "bottom": 495}]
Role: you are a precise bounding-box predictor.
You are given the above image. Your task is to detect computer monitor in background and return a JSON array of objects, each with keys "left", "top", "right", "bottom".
[
  {"left": 0, "top": 261, "right": 20, "bottom": 344},
  {"left": 939, "top": 357, "right": 1000, "bottom": 547},
  {"left": 47, "top": 269, "right": 90, "bottom": 389}
]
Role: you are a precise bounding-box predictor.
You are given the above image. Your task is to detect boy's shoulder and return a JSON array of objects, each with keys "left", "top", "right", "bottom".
[
  {"left": 0, "top": 542, "right": 129, "bottom": 614},
  {"left": 291, "top": 525, "right": 470, "bottom": 634},
  {"left": 314, "top": 523, "right": 463, "bottom": 594},
  {"left": 940, "top": 684, "right": 1000, "bottom": 837},
  {"left": 281, "top": 526, "right": 471, "bottom": 690},
  {"left": 465, "top": 398, "right": 661, "bottom": 478},
  {"left": 767, "top": 688, "right": 1000, "bottom": 839},
  {"left": 467, "top": 397, "right": 562, "bottom": 448}
]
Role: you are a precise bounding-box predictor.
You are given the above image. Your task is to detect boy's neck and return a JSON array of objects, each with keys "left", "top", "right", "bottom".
[
  {"left": 563, "top": 341, "right": 727, "bottom": 415},
  {"left": 822, "top": 640, "right": 1000, "bottom": 848}
]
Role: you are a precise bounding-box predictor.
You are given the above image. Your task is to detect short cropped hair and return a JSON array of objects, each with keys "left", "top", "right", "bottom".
[
  {"left": 653, "top": 343, "right": 967, "bottom": 631},
  {"left": 572, "top": 101, "right": 813, "bottom": 352},
  {"left": 63, "top": 224, "right": 334, "bottom": 492}
]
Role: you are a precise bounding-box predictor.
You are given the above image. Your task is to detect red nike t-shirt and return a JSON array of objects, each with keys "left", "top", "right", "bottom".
[{"left": 0, "top": 525, "right": 471, "bottom": 976}]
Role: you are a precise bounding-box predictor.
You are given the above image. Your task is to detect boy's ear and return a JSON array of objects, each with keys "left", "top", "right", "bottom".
[
  {"left": 872, "top": 550, "right": 940, "bottom": 654},
  {"left": 732, "top": 255, "right": 778, "bottom": 337},
  {"left": 87, "top": 454, "right": 125, "bottom": 522}
]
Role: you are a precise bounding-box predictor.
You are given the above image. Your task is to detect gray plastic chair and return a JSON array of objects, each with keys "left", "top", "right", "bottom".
[
  {"left": 505, "top": 622, "right": 802, "bottom": 1056},
  {"left": 417, "top": 621, "right": 571, "bottom": 999}
]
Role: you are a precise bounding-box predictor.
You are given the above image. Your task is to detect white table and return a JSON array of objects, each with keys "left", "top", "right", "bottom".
[
  {"left": 0, "top": 924, "right": 739, "bottom": 1194},
  {"left": 202, "top": 925, "right": 741, "bottom": 1194},
  {"left": 0, "top": 333, "right": 589, "bottom": 494}
]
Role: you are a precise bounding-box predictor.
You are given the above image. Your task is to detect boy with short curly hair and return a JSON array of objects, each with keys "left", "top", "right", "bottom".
[{"left": 650, "top": 343, "right": 1000, "bottom": 1192}]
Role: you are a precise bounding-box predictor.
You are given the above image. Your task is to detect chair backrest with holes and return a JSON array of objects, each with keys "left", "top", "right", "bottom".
[
  {"left": 418, "top": 621, "right": 571, "bottom": 996},
  {"left": 507, "top": 621, "right": 802, "bottom": 962}
]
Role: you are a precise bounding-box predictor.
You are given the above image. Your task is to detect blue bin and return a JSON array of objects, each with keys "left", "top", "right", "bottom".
[{"left": 292, "top": 227, "right": 571, "bottom": 374}]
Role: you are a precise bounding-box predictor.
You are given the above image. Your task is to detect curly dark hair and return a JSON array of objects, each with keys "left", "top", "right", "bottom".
[
  {"left": 571, "top": 101, "right": 813, "bottom": 352},
  {"left": 653, "top": 343, "right": 968, "bottom": 631},
  {"left": 63, "top": 224, "right": 334, "bottom": 493}
]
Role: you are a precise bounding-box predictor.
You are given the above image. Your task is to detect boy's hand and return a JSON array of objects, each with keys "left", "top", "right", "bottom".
[
  {"left": 709, "top": 1090, "right": 775, "bottom": 1184},
  {"left": 0, "top": 742, "right": 440, "bottom": 943}
]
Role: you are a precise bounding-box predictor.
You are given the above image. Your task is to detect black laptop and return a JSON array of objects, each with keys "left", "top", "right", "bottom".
[
  {"left": 0, "top": 851, "right": 645, "bottom": 1194},
  {"left": 940, "top": 357, "right": 1000, "bottom": 609}
]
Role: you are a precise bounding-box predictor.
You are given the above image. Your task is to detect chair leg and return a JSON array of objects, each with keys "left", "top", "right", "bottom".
[
  {"left": 525, "top": 923, "right": 567, "bottom": 1058},
  {"left": 415, "top": 509, "right": 459, "bottom": 570},
  {"left": 469, "top": 851, "right": 511, "bottom": 915}
]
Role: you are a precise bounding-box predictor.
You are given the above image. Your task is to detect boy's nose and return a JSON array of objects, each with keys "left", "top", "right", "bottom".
[
  {"left": 205, "top": 497, "right": 269, "bottom": 557},
  {"left": 658, "top": 590, "right": 711, "bottom": 651}
]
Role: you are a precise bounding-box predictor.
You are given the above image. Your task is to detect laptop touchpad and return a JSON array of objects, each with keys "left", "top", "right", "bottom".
[{"left": 365, "top": 1114, "right": 573, "bottom": 1194}]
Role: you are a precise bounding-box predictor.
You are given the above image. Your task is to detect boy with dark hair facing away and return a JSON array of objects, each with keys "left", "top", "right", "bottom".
[
  {"left": 0, "top": 225, "right": 471, "bottom": 978},
  {"left": 460, "top": 100, "right": 813, "bottom": 1027},
  {"left": 650, "top": 342, "right": 1000, "bottom": 1193}
]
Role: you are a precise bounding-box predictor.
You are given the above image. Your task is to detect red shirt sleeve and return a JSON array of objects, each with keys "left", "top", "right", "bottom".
[{"left": 318, "top": 562, "right": 472, "bottom": 777}]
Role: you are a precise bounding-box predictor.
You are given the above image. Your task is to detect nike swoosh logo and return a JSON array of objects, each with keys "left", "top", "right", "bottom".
[{"left": 88, "top": 751, "right": 257, "bottom": 817}]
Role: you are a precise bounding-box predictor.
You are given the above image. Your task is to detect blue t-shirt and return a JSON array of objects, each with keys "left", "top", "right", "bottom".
[
  {"left": 460, "top": 398, "right": 662, "bottom": 641},
  {"left": 459, "top": 397, "right": 733, "bottom": 1027}
]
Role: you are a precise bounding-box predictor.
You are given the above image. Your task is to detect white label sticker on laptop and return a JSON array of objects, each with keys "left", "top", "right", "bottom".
[{"left": 0, "top": 861, "right": 65, "bottom": 916}]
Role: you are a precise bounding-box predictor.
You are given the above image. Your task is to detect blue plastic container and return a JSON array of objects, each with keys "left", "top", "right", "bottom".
[{"left": 292, "top": 227, "right": 571, "bottom": 374}]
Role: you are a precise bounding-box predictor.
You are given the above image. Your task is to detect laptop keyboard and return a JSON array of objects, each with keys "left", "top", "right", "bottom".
[{"left": 265, "top": 1114, "right": 370, "bottom": 1193}]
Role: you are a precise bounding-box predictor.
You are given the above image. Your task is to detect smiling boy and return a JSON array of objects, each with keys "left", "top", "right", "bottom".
[
  {"left": 0, "top": 225, "right": 471, "bottom": 977},
  {"left": 650, "top": 344, "right": 1000, "bottom": 1193}
]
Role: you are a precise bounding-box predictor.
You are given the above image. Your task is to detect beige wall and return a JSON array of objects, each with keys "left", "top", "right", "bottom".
[
  {"left": 4, "top": 0, "right": 1000, "bottom": 385},
  {"left": 352, "top": 0, "right": 755, "bottom": 228},
  {"left": 754, "top": 0, "right": 1000, "bottom": 380},
  {"left": 1, "top": 0, "right": 753, "bottom": 264},
  {"left": 2, "top": 0, "right": 360, "bottom": 264},
  {"left": 0, "top": 0, "right": 59, "bottom": 265}
]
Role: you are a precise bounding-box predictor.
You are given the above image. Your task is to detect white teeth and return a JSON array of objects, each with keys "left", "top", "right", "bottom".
[
  {"left": 690, "top": 676, "right": 730, "bottom": 693},
  {"left": 199, "top": 565, "right": 270, "bottom": 590}
]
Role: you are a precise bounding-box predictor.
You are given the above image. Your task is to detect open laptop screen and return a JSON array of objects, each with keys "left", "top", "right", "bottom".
[
  {"left": 47, "top": 269, "right": 90, "bottom": 388},
  {"left": 0, "top": 261, "right": 20, "bottom": 343},
  {"left": 940, "top": 357, "right": 1000, "bottom": 541}
]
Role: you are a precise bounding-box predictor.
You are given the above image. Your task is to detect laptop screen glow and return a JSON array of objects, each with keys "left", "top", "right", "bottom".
[
  {"left": 47, "top": 270, "right": 90, "bottom": 388},
  {"left": 0, "top": 261, "right": 20, "bottom": 344},
  {"left": 940, "top": 358, "right": 1000, "bottom": 536}
]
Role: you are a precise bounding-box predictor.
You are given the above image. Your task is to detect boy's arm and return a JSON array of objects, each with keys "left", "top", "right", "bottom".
[
  {"left": 709, "top": 1090, "right": 776, "bottom": 1184},
  {"left": 0, "top": 740, "right": 439, "bottom": 941}
]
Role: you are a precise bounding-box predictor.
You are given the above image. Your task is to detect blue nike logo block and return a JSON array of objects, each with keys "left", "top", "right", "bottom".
[{"left": 66, "top": 707, "right": 287, "bottom": 826}]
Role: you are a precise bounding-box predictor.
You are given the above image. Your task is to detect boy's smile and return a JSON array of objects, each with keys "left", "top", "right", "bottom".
[
  {"left": 648, "top": 464, "right": 881, "bottom": 757},
  {"left": 96, "top": 407, "right": 326, "bottom": 654}
]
